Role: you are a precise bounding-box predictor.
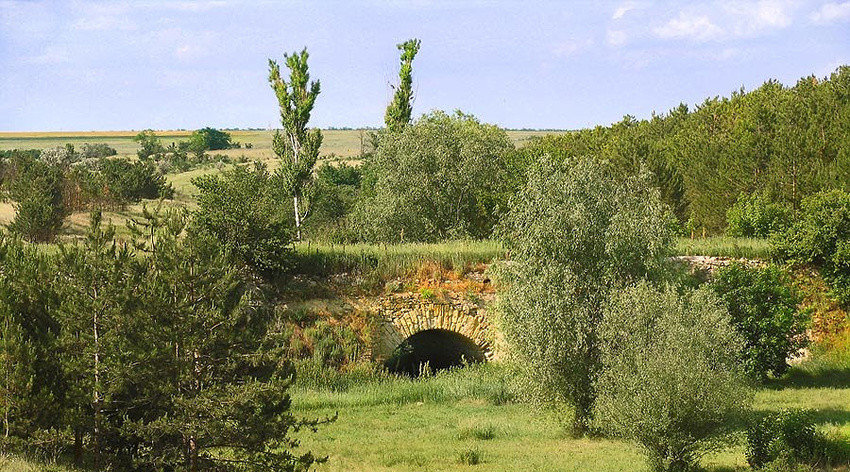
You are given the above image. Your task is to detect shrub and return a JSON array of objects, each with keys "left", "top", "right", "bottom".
[
  {"left": 192, "top": 163, "right": 294, "bottom": 279},
  {"left": 78, "top": 143, "right": 117, "bottom": 159},
  {"left": 38, "top": 145, "right": 79, "bottom": 166},
  {"left": 727, "top": 193, "right": 791, "bottom": 237},
  {"left": 495, "top": 157, "right": 675, "bottom": 434},
  {"left": 773, "top": 189, "right": 850, "bottom": 306},
  {"left": 352, "top": 111, "right": 516, "bottom": 242},
  {"left": 71, "top": 158, "right": 173, "bottom": 209},
  {"left": 746, "top": 409, "right": 849, "bottom": 468},
  {"left": 596, "top": 283, "right": 750, "bottom": 472},
  {"left": 711, "top": 263, "right": 808, "bottom": 380}
]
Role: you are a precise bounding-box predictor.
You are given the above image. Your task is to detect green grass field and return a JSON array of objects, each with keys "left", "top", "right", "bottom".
[{"left": 7, "top": 359, "right": 847, "bottom": 472}]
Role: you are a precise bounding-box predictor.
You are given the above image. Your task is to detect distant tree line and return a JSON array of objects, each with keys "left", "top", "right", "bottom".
[{"left": 283, "top": 66, "right": 850, "bottom": 244}]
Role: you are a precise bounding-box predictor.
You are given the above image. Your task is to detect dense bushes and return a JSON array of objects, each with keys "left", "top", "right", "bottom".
[
  {"left": 495, "top": 156, "right": 674, "bottom": 434},
  {"left": 747, "top": 409, "right": 850, "bottom": 469},
  {"left": 596, "top": 283, "right": 749, "bottom": 472},
  {"left": 78, "top": 143, "right": 117, "bottom": 159},
  {"left": 726, "top": 193, "right": 792, "bottom": 238},
  {"left": 71, "top": 158, "right": 173, "bottom": 209},
  {"left": 193, "top": 163, "right": 294, "bottom": 279},
  {"left": 711, "top": 263, "right": 808, "bottom": 380},
  {"left": 774, "top": 189, "right": 850, "bottom": 307},
  {"left": 353, "top": 111, "right": 516, "bottom": 242}
]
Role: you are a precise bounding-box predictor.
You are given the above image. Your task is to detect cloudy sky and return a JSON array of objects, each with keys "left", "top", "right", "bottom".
[{"left": 1, "top": 0, "right": 849, "bottom": 131}]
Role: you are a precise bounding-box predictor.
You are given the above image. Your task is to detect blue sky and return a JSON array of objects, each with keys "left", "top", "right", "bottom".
[{"left": 1, "top": 0, "right": 849, "bottom": 131}]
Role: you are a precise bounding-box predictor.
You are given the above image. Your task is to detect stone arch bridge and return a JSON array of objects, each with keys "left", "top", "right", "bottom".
[{"left": 369, "top": 293, "right": 498, "bottom": 374}]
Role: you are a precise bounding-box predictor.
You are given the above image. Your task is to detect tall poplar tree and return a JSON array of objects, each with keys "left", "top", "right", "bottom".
[
  {"left": 384, "top": 38, "right": 421, "bottom": 133},
  {"left": 268, "top": 49, "right": 322, "bottom": 240}
]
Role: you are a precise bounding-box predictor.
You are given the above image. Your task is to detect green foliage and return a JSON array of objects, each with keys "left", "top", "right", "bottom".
[
  {"left": 189, "top": 127, "right": 234, "bottom": 150},
  {"left": 71, "top": 157, "right": 173, "bottom": 209},
  {"left": 0, "top": 236, "right": 61, "bottom": 443},
  {"left": 746, "top": 409, "right": 849, "bottom": 469},
  {"left": 522, "top": 67, "right": 850, "bottom": 233},
  {"left": 304, "top": 163, "right": 361, "bottom": 242},
  {"left": 269, "top": 48, "right": 322, "bottom": 240},
  {"left": 774, "top": 189, "right": 850, "bottom": 306},
  {"left": 192, "top": 163, "right": 295, "bottom": 278},
  {"left": 5, "top": 155, "right": 66, "bottom": 242},
  {"left": 385, "top": 38, "right": 421, "bottom": 133},
  {"left": 495, "top": 156, "right": 674, "bottom": 434},
  {"left": 726, "top": 193, "right": 792, "bottom": 237},
  {"left": 132, "top": 129, "right": 165, "bottom": 160},
  {"left": 711, "top": 263, "right": 808, "bottom": 380},
  {"left": 77, "top": 143, "right": 116, "bottom": 159},
  {"left": 118, "top": 209, "right": 324, "bottom": 472},
  {"left": 596, "top": 283, "right": 750, "bottom": 472},
  {"left": 353, "top": 111, "right": 516, "bottom": 242}
]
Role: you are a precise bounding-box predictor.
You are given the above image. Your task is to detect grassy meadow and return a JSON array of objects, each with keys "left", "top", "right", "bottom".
[{"left": 4, "top": 359, "right": 849, "bottom": 472}]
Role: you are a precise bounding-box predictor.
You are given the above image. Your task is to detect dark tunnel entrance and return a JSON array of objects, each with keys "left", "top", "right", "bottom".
[{"left": 384, "top": 328, "right": 486, "bottom": 377}]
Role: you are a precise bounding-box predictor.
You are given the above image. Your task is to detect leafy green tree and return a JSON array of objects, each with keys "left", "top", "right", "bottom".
[
  {"left": 268, "top": 48, "right": 322, "bottom": 240},
  {"left": 596, "top": 283, "right": 750, "bottom": 472},
  {"left": 711, "top": 263, "right": 807, "bottom": 380},
  {"left": 385, "top": 38, "right": 421, "bottom": 133},
  {"left": 774, "top": 189, "right": 850, "bottom": 306},
  {"left": 190, "top": 127, "right": 234, "bottom": 150},
  {"left": 726, "top": 193, "right": 792, "bottom": 238},
  {"left": 353, "top": 111, "right": 515, "bottom": 242},
  {"left": 192, "top": 163, "right": 294, "bottom": 278},
  {"left": 495, "top": 157, "right": 674, "bottom": 434}
]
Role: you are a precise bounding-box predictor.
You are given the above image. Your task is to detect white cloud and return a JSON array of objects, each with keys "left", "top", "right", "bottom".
[
  {"left": 722, "top": 0, "right": 794, "bottom": 35},
  {"left": 606, "top": 29, "right": 628, "bottom": 47},
  {"left": 810, "top": 1, "right": 850, "bottom": 23},
  {"left": 612, "top": 1, "right": 644, "bottom": 20},
  {"left": 653, "top": 12, "right": 724, "bottom": 42},
  {"left": 552, "top": 38, "right": 594, "bottom": 57}
]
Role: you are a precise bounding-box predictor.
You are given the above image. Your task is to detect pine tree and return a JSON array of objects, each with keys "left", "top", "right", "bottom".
[
  {"left": 120, "top": 207, "right": 326, "bottom": 471},
  {"left": 54, "top": 212, "right": 135, "bottom": 469}
]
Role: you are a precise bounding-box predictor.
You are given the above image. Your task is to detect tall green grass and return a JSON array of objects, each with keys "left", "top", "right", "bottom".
[
  {"left": 292, "top": 240, "right": 505, "bottom": 279},
  {"left": 292, "top": 362, "right": 517, "bottom": 411}
]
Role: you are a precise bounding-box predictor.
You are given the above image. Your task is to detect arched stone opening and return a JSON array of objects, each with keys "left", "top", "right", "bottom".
[{"left": 384, "top": 328, "right": 486, "bottom": 377}]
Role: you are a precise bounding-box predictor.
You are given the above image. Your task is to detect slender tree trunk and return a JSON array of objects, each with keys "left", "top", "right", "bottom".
[
  {"left": 74, "top": 427, "right": 82, "bottom": 466},
  {"left": 293, "top": 195, "right": 302, "bottom": 241},
  {"left": 93, "top": 306, "right": 101, "bottom": 471}
]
